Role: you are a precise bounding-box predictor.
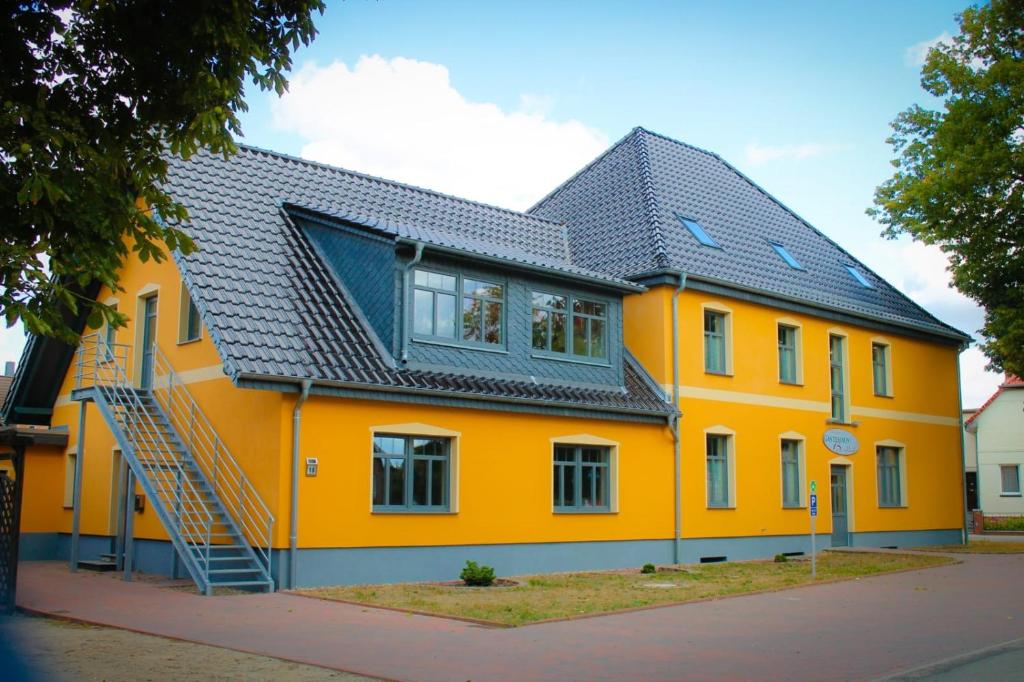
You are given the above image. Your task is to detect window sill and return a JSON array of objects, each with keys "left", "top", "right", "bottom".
[
  {"left": 176, "top": 337, "right": 202, "bottom": 346},
  {"left": 779, "top": 380, "right": 804, "bottom": 387},
  {"left": 782, "top": 504, "right": 806, "bottom": 510},
  {"left": 412, "top": 337, "right": 508, "bottom": 355},
  {"left": 530, "top": 353, "right": 611, "bottom": 368},
  {"left": 825, "top": 419, "right": 860, "bottom": 427},
  {"left": 704, "top": 370, "right": 733, "bottom": 377},
  {"left": 999, "top": 493, "right": 1022, "bottom": 497},
  {"left": 707, "top": 505, "right": 735, "bottom": 510},
  {"left": 371, "top": 509, "right": 456, "bottom": 515},
  {"left": 872, "top": 392, "right": 894, "bottom": 399},
  {"left": 878, "top": 504, "right": 907, "bottom": 509},
  {"left": 553, "top": 508, "right": 615, "bottom": 515}
]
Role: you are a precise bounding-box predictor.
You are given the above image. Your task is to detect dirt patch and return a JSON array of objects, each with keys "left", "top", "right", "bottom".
[{"left": 2, "top": 614, "right": 375, "bottom": 681}]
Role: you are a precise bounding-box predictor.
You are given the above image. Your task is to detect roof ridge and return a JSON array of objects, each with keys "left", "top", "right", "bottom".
[
  {"left": 632, "top": 126, "right": 723, "bottom": 160},
  {"left": 632, "top": 129, "right": 671, "bottom": 269},
  {"left": 526, "top": 127, "right": 638, "bottom": 213},
  {"left": 694, "top": 145, "right": 968, "bottom": 340},
  {"left": 232, "top": 142, "right": 565, "bottom": 228}
]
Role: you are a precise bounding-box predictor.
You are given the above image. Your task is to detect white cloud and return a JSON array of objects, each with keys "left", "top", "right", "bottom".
[
  {"left": 744, "top": 142, "right": 843, "bottom": 166},
  {"left": 905, "top": 31, "right": 952, "bottom": 67},
  {"left": 270, "top": 55, "right": 608, "bottom": 211},
  {"left": 960, "top": 346, "right": 1004, "bottom": 410}
]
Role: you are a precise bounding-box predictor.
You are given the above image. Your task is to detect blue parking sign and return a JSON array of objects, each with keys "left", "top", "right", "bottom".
[{"left": 809, "top": 493, "right": 818, "bottom": 517}]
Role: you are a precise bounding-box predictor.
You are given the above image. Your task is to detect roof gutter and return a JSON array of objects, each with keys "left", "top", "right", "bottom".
[
  {"left": 289, "top": 378, "right": 313, "bottom": 589},
  {"left": 395, "top": 237, "right": 646, "bottom": 294}
]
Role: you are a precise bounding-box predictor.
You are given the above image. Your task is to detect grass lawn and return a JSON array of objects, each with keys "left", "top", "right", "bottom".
[
  {"left": 914, "top": 539, "right": 1024, "bottom": 554},
  {"left": 298, "top": 551, "right": 954, "bottom": 627}
]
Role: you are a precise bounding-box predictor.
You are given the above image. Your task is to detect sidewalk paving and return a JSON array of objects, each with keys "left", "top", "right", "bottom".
[{"left": 14, "top": 553, "right": 1024, "bottom": 682}]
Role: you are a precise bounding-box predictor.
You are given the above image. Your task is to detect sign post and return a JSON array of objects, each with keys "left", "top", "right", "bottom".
[{"left": 809, "top": 480, "right": 817, "bottom": 579}]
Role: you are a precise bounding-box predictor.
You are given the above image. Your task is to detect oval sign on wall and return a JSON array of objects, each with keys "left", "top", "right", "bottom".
[{"left": 823, "top": 429, "right": 859, "bottom": 455}]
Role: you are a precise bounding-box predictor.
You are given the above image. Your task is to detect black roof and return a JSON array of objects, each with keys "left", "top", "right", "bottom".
[{"left": 530, "top": 128, "right": 969, "bottom": 342}]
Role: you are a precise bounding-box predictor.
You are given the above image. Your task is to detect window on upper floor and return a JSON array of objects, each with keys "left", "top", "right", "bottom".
[
  {"left": 829, "top": 334, "right": 848, "bottom": 422},
  {"left": 778, "top": 324, "right": 799, "bottom": 384},
  {"left": 531, "top": 292, "right": 607, "bottom": 361},
  {"left": 413, "top": 269, "right": 504, "bottom": 348},
  {"left": 872, "top": 342, "right": 892, "bottom": 397},
  {"left": 769, "top": 242, "right": 803, "bottom": 270},
  {"left": 704, "top": 309, "right": 730, "bottom": 374},
  {"left": 1001, "top": 465, "right": 1021, "bottom": 496},
  {"left": 103, "top": 305, "right": 118, "bottom": 361},
  {"left": 178, "top": 285, "right": 202, "bottom": 344},
  {"left": 372, "top": 434, "right": 450, "bottom": 511},
  {"left": 553, "top": 444, "right": 611, "bottom": 512},
  {"left": 678, "top": 215, "right": 720, "bottom": 248}
]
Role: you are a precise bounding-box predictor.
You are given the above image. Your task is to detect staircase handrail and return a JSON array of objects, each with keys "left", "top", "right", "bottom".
[
  {"left": 149, "top": 345, "right": 275, "bottom": 579},
  {"left": 73, "top": 335, "right": 215, "bottom": 566}
]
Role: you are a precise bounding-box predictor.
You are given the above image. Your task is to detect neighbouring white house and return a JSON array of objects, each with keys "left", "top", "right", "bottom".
[
  {"left": 965, "top": 375, "right": 1024, "bottom": 516},
  {"left": 962, "top": 407, "right": 978, "bottom": 512}
]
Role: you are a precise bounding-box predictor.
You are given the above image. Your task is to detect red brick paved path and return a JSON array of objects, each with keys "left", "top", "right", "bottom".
[{"left": 13, "top": 552, "right": 1024, "bottom": 681}]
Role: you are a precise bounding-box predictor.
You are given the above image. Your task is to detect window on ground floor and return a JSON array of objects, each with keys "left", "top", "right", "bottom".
[
  {"left": 781, "top": 439, "right": 802, "bottom": 508},
  {"left": 553, "top": 444, "right": 610, "bottom": 511},
  {"left": 372, "top": 434, "right": 450, "bottom": 511},
  {"left": 1001, "top": 465, "right": 1021, "bottom": 496},
  {"left": 63, "top": 450, "right": 77, "bottom": 508},
  {"left": 876, "top": 445, "right": 903, "bottom": 507},
  {"left": 707, "top": 433, "right": 732, "bottom": 508}
]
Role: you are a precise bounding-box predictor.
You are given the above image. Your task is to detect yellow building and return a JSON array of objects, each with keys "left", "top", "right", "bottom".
[{"left": 3, "top": 128, "right": 969, "bottom": 593}]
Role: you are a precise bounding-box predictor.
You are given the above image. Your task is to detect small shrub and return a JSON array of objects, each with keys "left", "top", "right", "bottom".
[
  {"left": 984, "top": 515, "right": 1024, "bottom": 531},
  {"left": 460, "top": 560, "right": 496, "bottom": 586},
  {"left": 641, "top": 563, "right": 657, "bottom": 574},
  {"left": 774, "top": 553, "right": 788, "bottom": 563}
]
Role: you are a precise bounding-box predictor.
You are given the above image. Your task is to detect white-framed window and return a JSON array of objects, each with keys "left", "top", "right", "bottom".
[
  {"left": 871, "top": 340, "right": 893, "bottom": 397},
  {"left": 177, "top": 283, "right": 201, "bottom": 344},
  {"left": 876, "top": 444, "right": 906, "bottom": 507},
  {"left": 705, "top": 427, "right": 736, "bottom": 508},
  {"left": 702, "top": 303, "right": 733, "bottom": 375},
  {"left": 1000, "top": 465, "right": 1021, "bottom": 496}
]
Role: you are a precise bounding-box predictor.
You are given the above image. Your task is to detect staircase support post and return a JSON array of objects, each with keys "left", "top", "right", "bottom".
[
  {"left": 123, "top": 467, "right": 135, "bottom": 582},
  {"left": 69, "top": 401, "right": 87, "bottom": 572}
]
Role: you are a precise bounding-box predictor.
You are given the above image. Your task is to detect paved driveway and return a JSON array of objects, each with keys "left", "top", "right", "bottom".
[{"left": 13, "top": 552, "right": 1024, "bottom": 681}]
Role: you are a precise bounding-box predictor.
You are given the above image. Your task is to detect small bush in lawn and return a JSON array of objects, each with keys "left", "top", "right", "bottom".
[
  {"left": 774, "top": 554, "right": 788, "bottom": 563},
  {"left": 984, "top": 516, "right": 1024, "bottom": 531},
  {"left": 641, "top": 563, "right": 657, "bottom": 574},
  {"left": 460, "top": 560, "right": 496, "bottom": 586}
]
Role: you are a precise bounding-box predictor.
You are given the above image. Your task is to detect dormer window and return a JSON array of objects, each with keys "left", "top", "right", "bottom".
[
  {"left": 413, "top": 269, "right": 504, "bottom": 347},
  {"left": 843, "top": 264, "right": 873, "bottom": 289},
  {"left": 678, "top": 215, "right": 720, "bottom": 248},
  {"left": 532, "top": 291, "right": 607, "bottom": 361},
  {"left": 769, "top": 242, "right": 803, "bottom": 270}
]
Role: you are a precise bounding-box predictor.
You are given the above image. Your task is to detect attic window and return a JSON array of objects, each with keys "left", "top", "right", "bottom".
[
  {"left": 843, "top": 264, "right": 873, "bottom": 289},
  {"left": 678, "top": 216, "right": 720, "bottom": 248},
  {"left": 769, "top": 242, "right": 803, "bottom": 270}
]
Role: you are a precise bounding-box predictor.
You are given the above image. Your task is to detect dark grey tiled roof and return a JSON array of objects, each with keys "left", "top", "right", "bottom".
[
  {"left": 165, "top": 147, "right": 670, "bottom": 417},
  {"left": 530, "top": 128, "right": 968, "bottom": 341}
]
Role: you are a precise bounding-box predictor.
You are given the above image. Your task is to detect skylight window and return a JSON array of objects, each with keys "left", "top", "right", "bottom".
[
  {"left": 843, "top": 264, "right": 873, "bottom": 288},
  {"left": 769, "top": 242, "right": 803, "bottom": 270},
  {"left": 678, "top": 216, "right": 720, "bottom": 248}
]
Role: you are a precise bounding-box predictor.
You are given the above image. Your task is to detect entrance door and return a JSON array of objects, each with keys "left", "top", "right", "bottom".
[
  {"left": 830, "top": 465, "right": 849, "bottom": 547},
  {"left": 139, "top": 296, "right": 158, "bottom": 388},
  {"left": 965, "top": 472, "right": 978, "bottom": 511}
]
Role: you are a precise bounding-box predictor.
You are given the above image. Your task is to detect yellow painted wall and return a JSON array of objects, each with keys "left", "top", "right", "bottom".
[
  {"left": 625, "top": 285, "right": 964, "bottom": 538},
  {"left": 289, "top": 395, "right": 674, "bottom": 548}
]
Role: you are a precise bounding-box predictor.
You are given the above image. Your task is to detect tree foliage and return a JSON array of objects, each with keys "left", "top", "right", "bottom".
[
  {"left": 870, "top": 0, "right": 1024, "bottom": 377},
  {"left": 1, "top": 0, "right": 323, "bottom": 342}
]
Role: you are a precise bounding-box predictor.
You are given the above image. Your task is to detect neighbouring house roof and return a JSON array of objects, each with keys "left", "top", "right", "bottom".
[
  {"left": 965, "top": 375, "right": 1024, "bottom": 429},
  {"left": 529, "top": 127, "right": 970, "bottom": 343},
  {"left": 162, "top": 146, "right": 670, "bottom": 419}
]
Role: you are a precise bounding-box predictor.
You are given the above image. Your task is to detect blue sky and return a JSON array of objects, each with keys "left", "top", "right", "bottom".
[{"left": 2, "top": 0, "right": 1004, "bottom": 405}]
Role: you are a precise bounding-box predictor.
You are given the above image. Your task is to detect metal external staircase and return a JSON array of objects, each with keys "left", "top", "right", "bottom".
[{"left": 73, "top": 334, "right": 274, "bottom": 595}]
